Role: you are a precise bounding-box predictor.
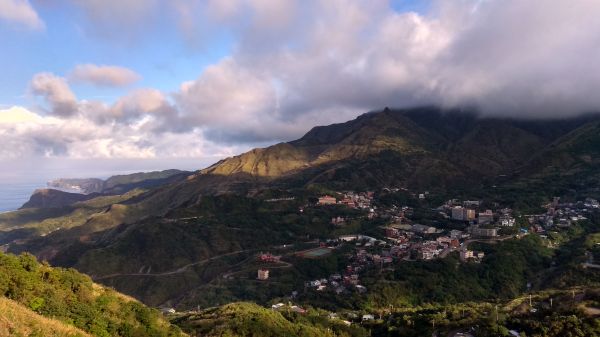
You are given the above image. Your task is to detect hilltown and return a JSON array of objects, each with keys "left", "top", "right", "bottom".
[{"left": 274, "top": 191, "right": 600, "bottom": 297}]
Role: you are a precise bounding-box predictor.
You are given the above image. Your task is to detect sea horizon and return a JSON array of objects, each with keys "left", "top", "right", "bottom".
[{"left": 0, "top": 157, "right": 211, "bottom": 213}]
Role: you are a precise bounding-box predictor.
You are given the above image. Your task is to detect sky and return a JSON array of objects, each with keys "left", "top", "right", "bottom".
[{"left": 1, "top": 0, "right": 600, "bottom": 175}]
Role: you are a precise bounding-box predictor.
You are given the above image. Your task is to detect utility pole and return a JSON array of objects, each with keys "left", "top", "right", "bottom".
[
  {"left": 529, "top": 294, "right": 532, "bottom": 307},
  {"left": 550, "top": 298, "right": 553, "bottom": 308}
]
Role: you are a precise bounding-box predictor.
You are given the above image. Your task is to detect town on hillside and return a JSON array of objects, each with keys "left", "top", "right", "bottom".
[{"left": 242, "top": 189, "right": 600, "bottom": 322}]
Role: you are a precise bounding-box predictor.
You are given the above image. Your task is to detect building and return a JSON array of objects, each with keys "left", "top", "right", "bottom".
[
  {"left": 471, "top": 227, "right": 498, "bottom": 238},
  {"left": 460, "top": 250, "right": 474, "bottom": 260},
  {"left": 362, "top": 314, "right": 375, "bottom": 321},
  {"left": 464, "top": 209, "right": 476, "bottom": 221},
  {"left": 449, "top": 229, "right": 464, "bottom": 239},
  {"left": 412, "top": 224, "right": 437, "bottom": 234},
  {"left": 257, "top": 269, "right": 269, "bottom": 280},
  {"left": 451, "top": 206, "right": 465, "bottom": 220},
  {"left": 478, "top": 210, "right": 494, "bottom": 225},
  {"left": 318, "top": 195, "right": 337, "bottom": 205},
  {"left": 452, "top": 207, "right": 476, "bottom": 221},
  {"left": 499, "top": 215, "right": 516, "bottom": 227},
  {"left": 464, "top": 200, "right": 481, "bottom": 207}
]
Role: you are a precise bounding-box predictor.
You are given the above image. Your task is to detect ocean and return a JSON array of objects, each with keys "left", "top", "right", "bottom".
[
  {"left": 0, "top": 157, "right": 213, "bottom": 213},
  {"left": 0, "top": 180, "right": 48, "bottom": 212}
]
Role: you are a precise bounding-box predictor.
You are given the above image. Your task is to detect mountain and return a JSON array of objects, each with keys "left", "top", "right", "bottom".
[
  {"left": 198, "top": 107, "right": 598, "bottom": 192},
  {"left": 3, "top": 106, "right": 600, "bottom": 312},
  {"left": 47, "top": 169, "right": 191, "bottom": 195},
  {"left": 0, "top": 251, "right": 185, "bottom": 337}
]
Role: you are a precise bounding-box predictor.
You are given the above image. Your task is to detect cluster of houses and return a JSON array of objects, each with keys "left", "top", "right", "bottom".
[
  {"left": 383, "top": 225, "right": 465, "bottom": 260},
  {"left": 527, "top": 197, "right": 596, "bottom": 231},
  {"left": 305, "top": 272, "right": 367, "bottom": 295},
  {"left": 437, "top": 200, "right": 520, "bottom": 238},
  {"left": 318, "top": 191, "right": 375, "bottom": 210},
  {"left": 271, "top": 302, "right": 307, "bottom": 314}
]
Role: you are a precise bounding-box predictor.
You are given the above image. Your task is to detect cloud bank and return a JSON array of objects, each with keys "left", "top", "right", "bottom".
[{"left": 4, "top": 0, "right": 600, "bottom": 161}]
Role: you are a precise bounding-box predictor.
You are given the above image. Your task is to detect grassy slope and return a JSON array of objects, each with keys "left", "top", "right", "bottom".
[
  {"left": 0, "top": 252, "right": 186, "bottom": 337},
  {"left": 0, "top": 297, "right": 92, "bottom": 337},
  {"left": 171, "top": 302, "right": 366, "bottom": 337}
]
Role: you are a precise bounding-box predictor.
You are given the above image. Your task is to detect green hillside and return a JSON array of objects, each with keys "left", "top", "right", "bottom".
[
  {"left": 171, "top": 302, "right": 367, "bottom": 337},
  {"left": 0, "top": 252, "right": 185, "bottom": 337},
  {"left": 0, "top": 297, "right": 92, "bottom": 337}
]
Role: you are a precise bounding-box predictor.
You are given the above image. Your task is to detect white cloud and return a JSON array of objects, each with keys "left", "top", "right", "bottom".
[
  {"left": 30, "top": 73, "right": 78, "bottom": 117},
  {"left": 69, "top": 64, "right": 141, "bottom": 87},
  {"left": 0, "top": 0, "right": 44, "bottom": 30},
  {"left": 0, "top": 105, "right": 241, "bottom": 160},
  {"left": 0, "top": 106, "right": 43, "bottom": 124},
  {"left": 8, "top": 0, "right": 600, "bottom": 160}
]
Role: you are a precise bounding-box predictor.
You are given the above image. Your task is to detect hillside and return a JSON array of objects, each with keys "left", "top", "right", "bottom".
[
  {"left": 0, "top": 297, "right": 92, "bottom": 337},
  {"left": 195, "top": 107, "right": 598, "bottom": 193},
  {"left": 170, "top": 290, "right": 600, "bottom": 337},
  {"left": 0, "top": 252, "right": 185, "bottom": 337},
  {"left": 171, "top": 302, "right": 366, "bottom": 337},
  {"left": 20, "top": 189, "right": 97, "bottom": 209},
  {"left": 47, "top": 169, "right": 190, "bottom": 196}
]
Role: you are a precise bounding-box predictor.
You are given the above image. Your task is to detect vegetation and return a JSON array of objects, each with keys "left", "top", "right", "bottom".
[
  {"left": 171, "top": 302, "right": 368, "bottom": 337},
  {"left": 0, "top": 297, "right": 91, "bottom": 337},
  {"left": 0, "top": 252, "right": 185, "bottom": 337}
]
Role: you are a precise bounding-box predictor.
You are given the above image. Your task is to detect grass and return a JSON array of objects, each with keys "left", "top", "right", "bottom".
[{"left": 0, "top": 297, "right": 91, "bottom": 337}]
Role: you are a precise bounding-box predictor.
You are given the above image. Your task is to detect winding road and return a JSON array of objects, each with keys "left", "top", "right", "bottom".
[{"left": 93, "top": 249, "right": 255, "bottom": 281}]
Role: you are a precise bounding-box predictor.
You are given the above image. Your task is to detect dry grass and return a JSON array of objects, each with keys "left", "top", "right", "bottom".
[{"left": 0, "top": 297, "right": 91, "bottom": 337}]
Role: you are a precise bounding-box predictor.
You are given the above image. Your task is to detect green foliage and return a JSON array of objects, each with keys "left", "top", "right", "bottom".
[
  {"left": 0, "top": 252, "right": 185, "bottom": 337},
  {"left": 172, "top": 302, "right": 368, "bottom": 337}
]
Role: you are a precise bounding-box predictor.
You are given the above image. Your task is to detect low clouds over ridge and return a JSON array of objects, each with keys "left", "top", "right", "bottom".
[{"left": 4, "top": 0, "right": 600, "bottom": 160}]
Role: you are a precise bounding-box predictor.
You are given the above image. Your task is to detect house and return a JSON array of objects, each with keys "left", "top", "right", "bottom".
[
  {"left": 318, "top": 195, "right": 337, "bottom": 205},
  {"left": 271, "top": 303, "right": 285, "bottom": 310},
  {"left": 290, "top": 306, "right": 306, "bottom": 314},
  {"left": 362, "top": 314, "right": 375, "bottom": 321},
  {"left": 160, "top": 307, "right": 176, "bottom": 314},
  {"left": 259, "top": 253, "right": 281, "bottom": 262},
  {"left": 499, "top": 215, "right": 516, "bottom": 227},
  {"left": 309, "top": 280, "right": 321, "bottom": 287},
  {"left": 355, "top": 285, "right": 367, "bottom": 293},
  {"left": 418, "top": 249, "right": 436, "bottom": 260},
  {"left": 257, "top": 269, "right": 269, "bottom": 280},
  {"left": 449, "top": 229, "right": 464, "bottom": 239},
  {"left": 460, "top": 250, "right": 474, "bottom": 260}
]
